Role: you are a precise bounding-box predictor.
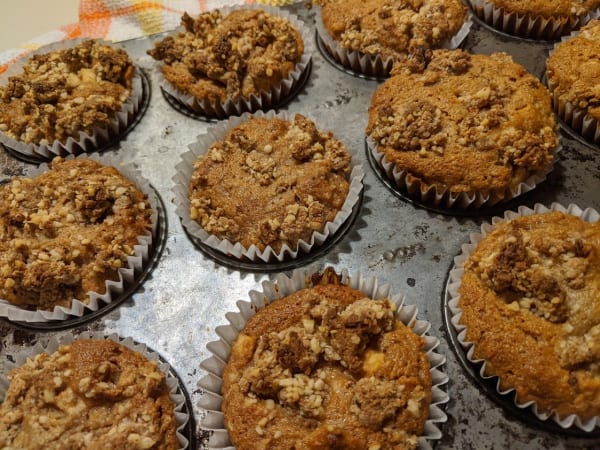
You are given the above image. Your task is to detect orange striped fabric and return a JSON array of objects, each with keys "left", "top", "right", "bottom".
[{"left": 0, "top": 0, "right": 297, "bottom": 75}]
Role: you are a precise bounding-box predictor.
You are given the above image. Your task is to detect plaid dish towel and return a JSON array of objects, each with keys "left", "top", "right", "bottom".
[{"left": 0, "top": 0, "right": 299, "bottom": 74}]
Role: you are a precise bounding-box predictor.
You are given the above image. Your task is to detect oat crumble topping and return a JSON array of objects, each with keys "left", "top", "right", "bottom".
[
  {"left": 148, "top": 9, "right": 304, "bottom": 104},
  {"left": 0, "top": 157, "right": 153, "bottom": 310},
  {"left": 0, "top": 40, "right": 134, "bottom": 144}
]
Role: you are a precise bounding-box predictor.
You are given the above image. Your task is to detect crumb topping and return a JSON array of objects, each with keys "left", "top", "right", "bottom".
[
  {"left": 222, "top": 280, "right": 432, "bottom": 449},
  {"left": 317, "top": 0, "right": 467, "bottom": 61},
  {"left": 0, "top": 40, "right": 134, "bottom": 144},
  {"left": 0, "top": 157, "right": 153, "bottom": 310},
  {"left": 148, "top": 9, "right": 304, "bottom": 103},
  {"left": 367, "top": 49, "right": 558, "bottom": 195},
  {"left": 488, "top": 0, "right": 600, "bottom": 18},
  {"left": 188, "top": 114, "right": 351, "bottom": 253},
  {"left": 0, "top": 339, "right": 179, "bottom": 450}
]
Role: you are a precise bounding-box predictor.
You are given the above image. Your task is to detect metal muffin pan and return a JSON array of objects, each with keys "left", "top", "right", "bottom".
[{"left": 1, "top": 4, "right": 599, "bottom": 449}]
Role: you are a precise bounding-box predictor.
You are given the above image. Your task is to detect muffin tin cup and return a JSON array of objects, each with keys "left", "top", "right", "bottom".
[
  {"left": 198, "top": 266, "right": 450, "bottom": 450},
  {"left": 0, "top": 153, "right": 159, "bottom": 323},
  {"left": 155, "top": 4, "right": 314, "bottom": 120},
  {"left": 0, "top": 331, "right": 191, "bottom": 449},
  {"left": 0, "top": 39, "right": 144, "bottom": 160},
  {"left": 467, "top": 0, "right": 600, "bottom": 40},
  {"left": 446, "top": 202, "right": 600, "bottom": 432},
  {"left": 365, "top": 136, "right": 557, "bottom": 209},
  {"left": 315, "top": 5, "right": 472, "bottom": 79},
  {"left": 547, "top": 30, "right": 600, "bottom": 146},
  {"left": 173, "top": 110, "right": 364, "bottom": 264}
]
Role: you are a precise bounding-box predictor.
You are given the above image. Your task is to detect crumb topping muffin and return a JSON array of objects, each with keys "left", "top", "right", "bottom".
[
  {"left": 0, "top": 157, "right": 153, "bottom": 310},
  {"left": 367, "top": 49, "right": 558, "bottom": 199},
  {"left": 0, "top": 339, "right": 179, "bottom": 449},
  {"left": 482, "top": 0, "right": 600, "bottom": 19},
  {"left": 547, "top": 19, "right": 600, "bottom": 120},
  {"left": 148, "top": 9, "right": 304, "bottom": 105},
  {"left": 0, "top": 40, "right": 134, "bottom": 145},
  {"left": 222, "top": 272, "right": 432, "bottom": 449},
  {"left": 459, "top": 211, "right": 600, "bottom": 420},
  {"left": 317, "top": 0, "right": 468, "bottom": 62},
  {"left": 188, "top": 114, "right": 351, "bottom": 253}
]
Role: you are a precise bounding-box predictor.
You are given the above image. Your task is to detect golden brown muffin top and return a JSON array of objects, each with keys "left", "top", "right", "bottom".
[
  {"left": 222, "top": 272, "right": 432, "bottom": 450},
  {"left": 459, "top": 211, "right": 600, "bottom": 420},
  {"left": 0, "top": 40, "right": 134, "bottom": 145},
  {"left": 317, "top": 0, "right": 467, "bottom": 60},
  {"left": 188, "top": 114, "right": 351, "bottom": 253},
  {"left": 148, "top": 9, "right": 304, "bottom": 104},
  {"left": 486, "top": 0, "right": 600, "bottom": 18},
  {"left": 547, "top": 19, "right": 600, "bottom": 119},
  {"left": 0, "top": 157, "right": 153, "bottom": 310},
  {"left": 0, "top": 339, "right": 180, "bottom": 450},
  {"left": 367, "top": 49, "right": 557, "bottom": 197}
]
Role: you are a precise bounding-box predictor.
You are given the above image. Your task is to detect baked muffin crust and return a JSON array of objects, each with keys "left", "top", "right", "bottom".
[
  {"left": 148, "top": 9, "right": 304, "bottom": 104},
  {"left": 484, "top": 0, "right": 600, "bottom": 18},
  {"left": 0, "top": 157, "right": 153, "bottom": 310},
  {"left": 459, "top": 211, "right": 600, "bottom": 420},
  {"left": 222, "top": 273, "right": 432, "bottom": 449},
  {"left": 547, "top": 19, "right": 600, "bottom": 120},
  {"left": 367, "top": 49, "right": 557, "bottom": 198},
  {"left": 317, "top": 0, "right": 467, "bottom": 61},
  {"left": 188, "top": 114, "right": 351, "bottom": 253},
  {"left": 0, "top": 40, "right": 134, "bottom": 145},
  {"left": 0, "top": 339, "right": 179, "bottom": 449}
]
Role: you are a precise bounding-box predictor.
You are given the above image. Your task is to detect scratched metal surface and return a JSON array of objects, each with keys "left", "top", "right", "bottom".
[{"left": 1, "top": 4, "right": 600, "bottom": 450}]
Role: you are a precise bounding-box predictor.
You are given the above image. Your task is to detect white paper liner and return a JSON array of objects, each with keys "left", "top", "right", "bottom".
[
  {"left": 173, "top": 110, "right": 364, "bottom": 263},
  {"left": 0, "top": 153, "right": 158, "bottom": 323},
  {"left": 315, "top": 5, "right": 472, "bottom": 78},
  {"left": 468, "top": 0, "right": 600, "bottom": 40},
  {"left": 547, "top": 28, "right": 600, "bottom": 145},
  {"left": 0, "top": 331, "right": 189, "bottom": 449},
  {"left": 0, "top": 38, "right": 144, "bottom": 159},
  {"left": 155, "top": 5, "right": 313, "bottom": 119},
  {"left": 366, "top": 136, "right": 557, "bottom": 209},
  {"left": 198, "top": 266, "right": 449, "bottom": 449},
  {"left": 447, "top": 202, "right": 600, "bottom": 431}
]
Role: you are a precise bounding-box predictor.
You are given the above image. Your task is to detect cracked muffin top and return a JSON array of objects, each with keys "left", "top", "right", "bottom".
[
  {"left": 148, "top": 9, "right": 304, "bottom": 104},
  {"left": 188, "top": 114, "right": 352, "bottom": 253},
  {"left": 317, "top": 0, "right": 467, "bottom": 61},
  {"left": 0, "top": 157, "right": 153, "bottom": 310},
  {"left": 0, "top": 339, "right": 179, "bottom": 449},
  {"left": 222, "top": 270, "right": 432, "bottom": 449},
  {"left": 367, "top": 49, "right": 558, "bottom": 199},
  {"left": 0, "top": 40, "right": 134, "bottom": 145},
  {"left": 458, "top": 211, "right": 600, "bottom": 420}
]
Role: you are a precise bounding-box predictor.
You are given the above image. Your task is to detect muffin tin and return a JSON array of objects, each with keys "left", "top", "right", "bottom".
[{"left": 1, "top": 3, "right": 600, "bottom": 449}]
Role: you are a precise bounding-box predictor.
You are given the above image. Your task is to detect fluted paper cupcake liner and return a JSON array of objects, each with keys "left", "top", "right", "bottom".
[
  {"left": 366, "top": 136, "right": 557, "bottom": 209},
  {"left": 0, "top": 153, "right": 158, "bottom": 322},
  {"left": 447, "top": 202, "right": 600, "bottom": 431},
  {"left": 198, "top": 266, "right": 449, "bottom": 450},
  {"left": 468, "top": 0, "right": 600, "bottom": 40},
  {"left": 174, "top": 110, "right": 364, "bottom": 263},
  {"left": 156, "top": 4, "right": 313, "bottom": 119},
  {"left": 0, "top": 38, "right": 143, "bottom": 160},
  {"left": 547, "top": 29, "right": 600, "bottom": 145},
  {"left": 0, "top": 331, "right": 190, "bottom": 449},
  {"left": 315, "top": 5, "right": 472, "bottom": 78}
]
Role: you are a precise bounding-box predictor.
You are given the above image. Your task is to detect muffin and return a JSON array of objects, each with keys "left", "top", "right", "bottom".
[
  {"left": 174, "top": 111, "right": 363, "bottom": 262},
  {"left": 452, "top": 207, "right": 600, "bottom": 427},
  {"left": 366, "top": 49, "right": 558, "bottom": 208},
  {"left": 148, "top": 6, "right": 310, "bottom": 118},
  {"left": 0, "top": 157, "right": 154, "bottom": 318},
  {"left": 205, "top": 267, "right": 447, "bottom": 449},
  {"left": 0, "top": 39, "right": 142, "bottom": 159},
  {"left": 467, "top": 0, "right": 600, "bottom": 40},
  {"left": 315, "top": 0, "right": 469, "bottom": 77},
  {"left": 547, "top": 19, "right": 600, "bottom": 145},
  {"left": 0, "top": 338, "right": 181, "bottom": 449}
]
